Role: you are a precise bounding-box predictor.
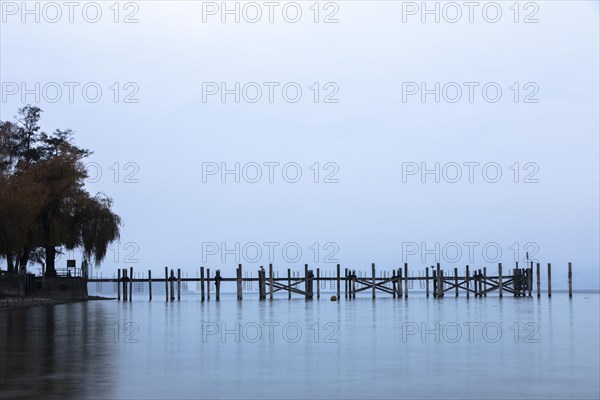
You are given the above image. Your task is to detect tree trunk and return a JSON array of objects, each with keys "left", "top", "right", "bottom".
[
  {"left": 6, "top": 251, "right": 15, "bottom": 273},
  {"left": 45, "top": 246, "right": 57, "bottom": 277},
  {"left": 17, "top": 248, "right": 29, "bottom": 274}
]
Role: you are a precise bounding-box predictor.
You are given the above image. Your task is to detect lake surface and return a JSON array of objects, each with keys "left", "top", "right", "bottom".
[{"left": 1, "top": 292, "right": 599, "bottom": 399}]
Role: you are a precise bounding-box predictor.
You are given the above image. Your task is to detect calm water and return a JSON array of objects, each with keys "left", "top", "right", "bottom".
[{"left": 1, "top": 292, "right": 599, "bottom": 399}]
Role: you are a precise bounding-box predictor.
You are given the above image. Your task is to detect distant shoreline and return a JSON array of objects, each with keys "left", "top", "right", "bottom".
[{"left": 0, "top": 296, "right": 114, "bottom": 311}]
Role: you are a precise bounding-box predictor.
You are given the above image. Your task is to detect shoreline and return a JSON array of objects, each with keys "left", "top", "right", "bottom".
[{"left": 0, "top": 295, "right": 114, "bottom": 311}]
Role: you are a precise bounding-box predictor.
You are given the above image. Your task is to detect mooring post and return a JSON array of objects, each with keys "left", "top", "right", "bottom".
[
  {"left": 305, "top": 264, "right": 309, "bottom": 300},
  {"left": 287, "top": 268, "right": 292, "bottom": 299},
  {"left": 169, "top": 269, "right": 175, "bottom": 301},
  {"left": 123, "top": 269, "right": 128, "bottom": 301},
  {"left": 528, "top": 261, "right": 533, "bottom": 297},
  {"left": 403, "top": 263, "right": 409, "bottom": 298},
  {"left": 547, "top": 263, "right": 552, "bottom": 298},
  {"left": 397, "top": 268, "right": 403, "bottom": 298},
  {"left": 177, "top": 268, "right": 181, "bottom": 301},
  {"left": 426, "top": 268, "right": 430, "bottom": 298},
  {"left": 269, "top": 264, "right": 274, "bottom": 300},
  {"left": 129, "top": 267, "right": 133, "bottom": 302},
  {"left": 215, "top": 269, "right": 221, "bottom": 301},
  {"left": 164, "top": 267, "right": 168, "bottom": 302},
  {"left": 336, "top": 264, "right": 341, "bottom": 301},
  {"left": 200, "top": 267, "right": 205, "bottom": 302},
  {"left": 432, "top": 269, "right": 437, "bottom": 298},
  {"left": 371, "top": 263, "right": 376, "bottom": 299},
  {"left": 465, "top": 265, "right": 470, "bottom": 298},
  {"left": 483, "top": 267, "right": 487, "bottom": 297},
  {"left": 498, "top": 263, "right": 503, "bottom": 298},
  {"left": 307, "top": 270, "right": 314, "bottom": 300},
  {"left": 512, "top": 268, "right": 517, "bottom": 297},
  {"left": 436, "top": 263, "right": 442, "bottom": 298},
  {"left": 236, "top": 264, "right": 242, "bottom": 301},
  {"left": 439, "top": 270, "right": 445, "bottom": 298},
  {"left": 258, "top": 267, "right": 265, "bottom": 300},
  {"left": 118, "top": 269, "right": 121, "bottom": 301},
  {"left": 317, "top": 268, "right": 321, "bottom": 299},
  {"left": 568, "top": 262, "right": 573, "bottom": 298},
  {"left": 352, "top": 269, "right": 357, "bottom": 299},
  {"left": 344, "top": 268, "right": 348, "bottom": 299},
  {"left": 392, "top": 270, "right": 397, "bottom": 298},
  {"left": 148, "top": 270, "right": 152, "bottom": 301},
  {"left": 536, "top": 262, "right": 541, "bottom": 298},
  {"left": 454, "top": 267, "right": 459, "bottom": 297},
  {"left": 207, "top": 268, "right": 210, "bottom": 301}
]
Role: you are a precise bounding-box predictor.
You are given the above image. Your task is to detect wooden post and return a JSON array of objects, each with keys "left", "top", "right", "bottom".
[
  {"left": 207, "top": 268, "right": 210, "bottom": 301},
  {"left": 336, "top": 264, "right": 341, "bottom": 301},
  {"left": 483, "top": 267, "right": 487, "bottom": 297},
  {"left": 344, "top": 268, "right": 348, "bottom": 299},
  {"left": 129, "top": 267, "right": 133, "bottom": 302},
  {"left": 436, "top": 263, "right": 442, "bottom": 298},
  {"left": 398, "top": 268, "right": 403, "bottom": 298},
  {"left": 568, "top": 262, "right": 572, "bottom": 298},
  {"left": 528, "top": 261, "right": 533, "bottom": 297},
  {"left": 404, "top": 263, "right": 408, "bottom": 298},
  {"left": 236, "top": 264, "right": 242, "bottom": 301},
  {"left": 287, "top": 268, "right": 292, "bottom": 299},
  {"left": 164, "top": 267, "right": 168, "bottom": 302},
  {"left": 307, "top": 270, "right": 314, "bottom": 300},
  {"left": 148, "top": 270, "right": 152, "bottom": 301},
  {"left": 536, "top": 262, "right": 541, "bottom": 298},
  {"left": 259, "top": 267, "right": 266, "bottom": 300},
  {"left": 317, "top": 268, "right": 321, "bottom": 299},
  {"left": 215, "top": 269, "right": 221, "bottom": 301},
  {"left": 465, "top": 265, "right": 470, "bottom": 299},
  {"left": 439, "top": 270, "right": 444, "bottom": 298},
  {"left": 200, "top": 267, "right": 205, "bottom": 302},
  {"left": 371, "top": 263, "right": 376, "bottom": 299},
  {"left": 498, "top": 263, "right": 503, "bottom": 298},
  {"left": 352, "top": 269, "right": 356, "bottom": 299},
  {"left": 454, "top": 267, "right": 459, "bottom": 297},
  {"left": 512, "top": 268, "right": 517, "bottom": 297},
  {"left": 305, "top": 264, "right": 309, "bottom": 300},
  {"left": 170, "top": 269, "right": 175, "bottom": 301},
  {"left": 123, "top": 269, "right": 128, "bottom": 301},
  {"left": 392, "top": 270, "right": 396, "bottom": 298},
  {"left": 269, "top": 264, "right": 274, "bottom": 300},
  {"left": 425, "top": 268, "right": 430, "bottom": 298},
  {"left": 117, "top": 269, "right": 121, "bottom": 301},
  {"left": 432, "top": 269, "right": 437, "bottom": 298},
  {"left": 547, "top": 263, "right": 552, "bottom": 298},
  {"left": 177, "top": 268, "right": 181, "bottom": 301}
]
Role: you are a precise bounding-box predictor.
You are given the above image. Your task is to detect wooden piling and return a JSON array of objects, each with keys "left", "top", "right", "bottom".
[
  {"left": 215, "top": 269, "right": 221, "bottom": 301},
  {"left": 426, "top": 268, "right": 430, "bottom": 298},
  {"left": 454, "top": 267, "right": 459, "bottom": 297},
  {"left": 404, "top": 263, "right": 409, "bottom": 299},
  {"left": 392, "top": 270, "right": 396, "bottom": 298},
  {"left": 269, "top": 264, "right": 274, "bottom": 300},
  {"left": 498, "top": 263, "right": 503, "bottom": 298},
  {"left": 207, "top": 268, "right": 210, "bottom": 301},
  {"left": 436, "top": 263, "right": 442, "bottom": 298},
  {"left": 148, "top": 270, "right": 152, "bottom": 301},
  {"left": 177, "top": 268, "right": 181, "bottom": 301},
  {"left": 536, "top": 262, "right": 541, "bottom": 298},
  {"left": 317, "top": 268, "right": 321, "bottom": 299},
  {"left": 305, "top": 264, "right": 310, "bottom": 300},
  {"left": 164, "top": 267, "right": 168, "bottom": 302},
  {"left": 568, "top": 262, "right": 572, "bottom": 298},
  {"left": 528, "top": 261, "right": 533, "bottom": 297},
  {"left": 344, "top": 268, "right": 348, "bottom": 299},
  {"left": 465, "top": 265, "right": 470, "bottom": 298},
  {"left": 258, "top": 268, "right": 264, "bottom": 300},
  {"left": 398, "top": 268, "right": 403, "bottom": 298},
  {"left": 439, "top": 269, "right": 444, "bottom": 298},
  {"left": 307, "top": 270, "right": 314, "bottom": 300},
  {"left": 547, "top": 263, "right": 552, "bottom": 298},
  {"left": 512, "top": 268, "right": 517, "bottom": 297},
  {"left": 236, "top": 264, "right": 242, "bottom": 301},
  {"left": 170, "top": 269, "right": 175, "bottom": 301},
  {"left": 483, "top": 267, "right": 487, "bottom": 297},
  {"left": 287, "top": 268, "right": 292, "bottom": 299},
  {"left": 372, "top": 263, "right": 376, "bottom": 299},
  {"left": 123, "top": 269, "right": 128, "bottom": 301},
  {"left": 352, "top": 269, "right": 357, "bottom": 299},
  {"left": 129, "top": 267, "right": 133, "bottom": 302},
  {"left": 336, "top": 264, "right": 341, "bottom": 301},
  {"left": 117, "top": 269, "right": 121, "bottom": 301},
  {"left": 432, "top": 269, "right": 437, "bottom": 298},
  {"left": 201, "top": 267, "right": 205, "bottom": 302}
]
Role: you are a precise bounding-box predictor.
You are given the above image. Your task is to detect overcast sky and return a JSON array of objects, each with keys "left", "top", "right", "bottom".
[{"left": 1, "top": 1, "right": 598, "bottom": 288}]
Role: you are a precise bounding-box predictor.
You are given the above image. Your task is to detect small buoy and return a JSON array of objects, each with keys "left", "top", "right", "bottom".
[{"left": 330, "top": 295, "right": 337, "bottom": 301}]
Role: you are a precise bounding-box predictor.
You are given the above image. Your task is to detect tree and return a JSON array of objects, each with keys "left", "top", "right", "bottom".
[{"left": 0, "top": 106, "right": 121, "bottom": 276}]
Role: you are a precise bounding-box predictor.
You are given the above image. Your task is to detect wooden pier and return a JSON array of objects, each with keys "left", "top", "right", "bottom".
[{"left": 87, "top": 262, "right": 574, "bottom": 301}]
